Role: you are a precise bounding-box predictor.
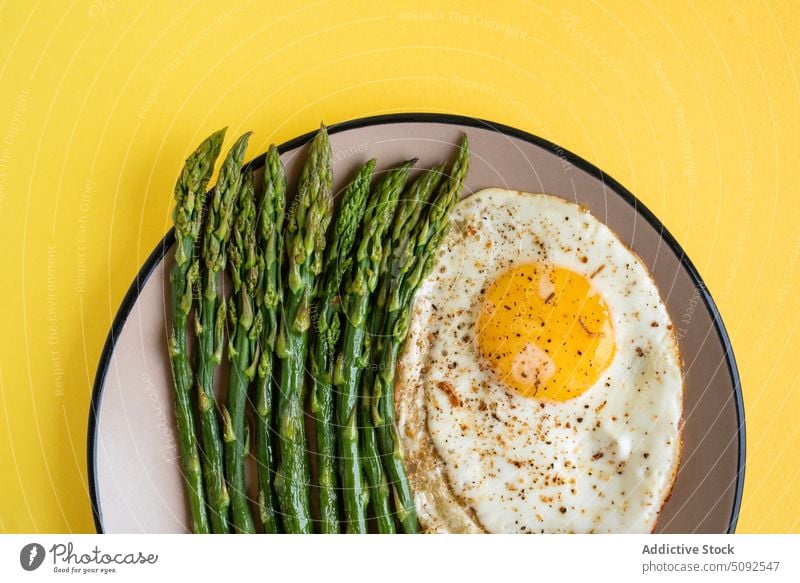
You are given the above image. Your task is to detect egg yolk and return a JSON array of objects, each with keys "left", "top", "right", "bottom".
[{"left": 476, "top": 263, "right": 615, "bottom": 401}]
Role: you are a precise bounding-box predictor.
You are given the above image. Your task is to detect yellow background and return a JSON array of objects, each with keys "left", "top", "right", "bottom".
[{"left": 0, "top": 0, "right": 798, "bottom": 533}]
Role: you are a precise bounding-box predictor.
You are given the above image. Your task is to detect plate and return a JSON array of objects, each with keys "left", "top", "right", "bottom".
[{"left": 87, "top": 113, "right": 745, "bottom": 533}]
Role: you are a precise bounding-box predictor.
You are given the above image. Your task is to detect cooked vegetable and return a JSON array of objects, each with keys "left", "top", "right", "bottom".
[
  {"left": 363, "top": 162, "right": 446, "bottom": 533},
  {"left": 168, "top": 129, "right": 226, "bottom": 534},
  {"left": 223, "top": 170, "right": 259, "bottom": 534},
  {"left": 372, "top": 137, "right": 470, "bottom": 533},
  {"left": 310, "top": 159, "right": 375, "bottom": 533},
  {"left": 358, "top": 355, "right": 395, "bottom": 533},
  {"left": 334, "top": 160, "right": 414, "bottom": 533},
  {"left": 196, "top": 132, "right": 251, "bottom": 533},
  {"left": 274, "top": 126, "right": 334, "bottom": 533},
  {"left": 253, "top": 145, "right": 286, "bottom": 534},
  {"left": 164, "top": 122, "right": 466, "bottom": 535}
]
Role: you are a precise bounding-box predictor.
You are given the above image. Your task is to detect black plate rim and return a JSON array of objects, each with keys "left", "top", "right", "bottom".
[{"left": 87, "top": 112, "right": 745, "bottom": 534}]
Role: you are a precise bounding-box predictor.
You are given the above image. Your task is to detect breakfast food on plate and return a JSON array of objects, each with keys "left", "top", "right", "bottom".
[
  {"left": 310, "top": 158, "right": 375, "bottom": 534},
  {"left": 273, "top": 129, "right": 334, "bottom": 534},
  {"left": 166, "top": 129, "right": 225, "bottom": 535},
  {"left": 196, "top": 132, "right": 252, "bottom": 534},
  {"left": 253, "top": 145, "right": 286, "bottom": 534},
  {"left": 334, "top": 159, "right": 416, "bottom": 534},
  {"left": 224, "top": 171, "right": 260, "bottom": 534},
  {"left": 364, "top": 142, "right": 470, "bottom": 533},
  {"left": 165, "top": 127, "right": 681, "bottom": 534},
  {"left": 396, "top": 188, "right": 684, "bottom": 533},
  {"left": 166, "top": 126, "right": 469, "bottom": 533}
]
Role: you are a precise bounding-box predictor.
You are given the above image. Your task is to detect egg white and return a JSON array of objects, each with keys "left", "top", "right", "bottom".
[{"left": 396, "top": 188, "right": 683, "bottom": 533}]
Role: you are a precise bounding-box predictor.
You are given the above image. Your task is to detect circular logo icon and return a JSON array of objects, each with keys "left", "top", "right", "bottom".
[{"left": 19, "top": 543, "right": 46, "bottom": 571}]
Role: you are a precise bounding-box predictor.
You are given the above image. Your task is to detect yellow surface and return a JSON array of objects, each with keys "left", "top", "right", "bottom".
[{"left": 0, "top": 0, "right": 797, "bottom": 533}]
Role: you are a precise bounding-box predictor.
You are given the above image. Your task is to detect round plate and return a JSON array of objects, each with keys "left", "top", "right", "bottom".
[{"left": 88, "top": 113, "right": 745, "bottom": 534}]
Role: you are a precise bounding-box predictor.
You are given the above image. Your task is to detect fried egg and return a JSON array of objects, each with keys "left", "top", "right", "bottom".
[{"left": 396, "top": 188, "right": 683, "bottom": 533}]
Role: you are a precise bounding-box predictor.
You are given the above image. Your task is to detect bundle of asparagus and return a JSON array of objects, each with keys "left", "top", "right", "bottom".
[
  {"left": 197, "top": 132, "right": 251, "bottom": 533},
  {"left": 310, "top": 159, "right": 375, "bottom": 533},
  {"left": 166, "top": 126, "right": 470, "bottom": 533}
]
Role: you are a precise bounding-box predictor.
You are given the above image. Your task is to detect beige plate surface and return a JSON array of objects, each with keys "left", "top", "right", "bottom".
[{"left": 88, "top": 114, "right": 744, "bottom": 534}]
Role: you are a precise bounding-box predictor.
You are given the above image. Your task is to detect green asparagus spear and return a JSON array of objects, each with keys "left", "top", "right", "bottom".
[
  {"left": 196, "top": 132, "right": 251, "bottom": 533},
  {"left": 168, "top": 128, "right": 225, "bottom": 534},
  {"left": 254, "top": 146, "right": 286, "bottom": 534},
  {"left": 374, "top": 137, "right": 470, "bottom": 533},
  {"left": 310, "top": 159, "right": 375, "bottom": 533},
  {"left": 334, "top": 159, "right": 415, "bottom": 533},
  {"left": 369, "top": 163, "right": 445, "bottom": 422},
  {"left": 361, "top": 164, "right": 446, "bottom": 533},
  {"left": 358, "top": 343, "right": 395, "bottom": 533},
  {"left": 275, "top": 126, "right": 334, "bottom": 533},
  {"left": 223, "top": 170, "right": 259, "bottom": 534}
]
